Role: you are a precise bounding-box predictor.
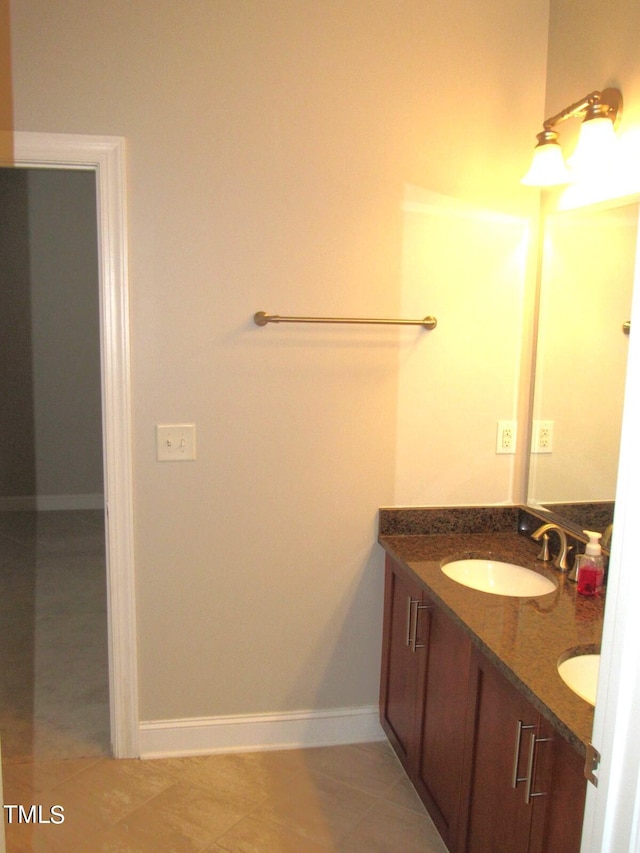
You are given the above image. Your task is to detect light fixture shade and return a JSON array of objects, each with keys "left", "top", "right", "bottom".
[
  {"left": 568, "top": 116, "right": 618, "bottom": 176},
  {"left": 522, "top": 88, "right": 622, "bottom": 190},
  {"left": 521, "top": 141, "right": 571, "bottom": 187}
]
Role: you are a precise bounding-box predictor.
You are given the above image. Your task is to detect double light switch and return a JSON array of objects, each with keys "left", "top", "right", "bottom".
[{"left": 156, "top": 424, "right": 196, "bottom": 461}]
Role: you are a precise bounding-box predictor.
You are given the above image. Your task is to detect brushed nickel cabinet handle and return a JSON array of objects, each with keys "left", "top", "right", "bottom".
[
  {"left": 524, "top": 732, "right": 552, "bottom": 804},
  {"left": 512, "top": 720, "right": 535, "bottom": 788},
  {"left": 407, "top": 599, "right": 430, "bottom": 652},
  {"left": 406, "top": 596, "right": 413, "bottom": 647},
  {"left": 411, "top": 598, "right": 423, "bottom": 652}
]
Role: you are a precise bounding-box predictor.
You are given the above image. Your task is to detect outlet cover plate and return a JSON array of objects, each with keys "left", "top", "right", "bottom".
[
  {"left": 532, "top": 420, "right": 554, "bottom": 454},
  {"left": 496, "top": 420, "right": 517, "bottom": 454}
]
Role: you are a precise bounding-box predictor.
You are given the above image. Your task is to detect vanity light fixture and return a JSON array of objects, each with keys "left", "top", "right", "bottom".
[{"left": 521, "top": 87, "right": 623, "bottom": 187}]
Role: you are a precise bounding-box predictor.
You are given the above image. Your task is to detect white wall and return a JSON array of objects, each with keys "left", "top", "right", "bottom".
[
  {"left": 395, "top": 187, "right": 531, "bottom": 506},
  {"left": 8, "top": 0, "right": 548, "bottom": 729}
]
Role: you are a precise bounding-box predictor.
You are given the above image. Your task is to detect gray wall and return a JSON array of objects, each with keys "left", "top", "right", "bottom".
[
  {"left": 0, "top": 168, "right": 103, "bottom": 509},
  {"left": 0, "top": 169, "right": 35, "bottom": 500}
]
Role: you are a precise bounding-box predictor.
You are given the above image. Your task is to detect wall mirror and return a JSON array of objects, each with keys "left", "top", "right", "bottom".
[{"left": 526, "top": 196, "right": 638, "bottom": 541}]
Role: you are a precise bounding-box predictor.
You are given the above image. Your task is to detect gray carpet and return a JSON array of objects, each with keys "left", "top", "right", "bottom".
[{"left": 0, "top": 510, "right": 110, "bottom": 763}]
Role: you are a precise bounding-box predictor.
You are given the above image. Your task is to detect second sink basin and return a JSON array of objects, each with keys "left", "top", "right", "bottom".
[
  {"left": 441, "top": 558, "right": 556, "bottom": 597},
  {"left": 557, "top": 653, "right": 600, "bottom": 706}
]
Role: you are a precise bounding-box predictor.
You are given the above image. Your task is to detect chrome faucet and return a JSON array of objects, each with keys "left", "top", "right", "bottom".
[
  {"left": 602, "top": 524, "right": 613, "bottom": 550},
  {"left": 532, "top": 523, "right": 572, "bottom": 572}
]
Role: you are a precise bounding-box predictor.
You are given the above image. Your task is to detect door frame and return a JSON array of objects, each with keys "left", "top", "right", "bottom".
[
  {"left": 580, "top": 198, "right": 640, "bottom": 849},
  {"left": 4, "top": 131, "right": 138, "bottom": 758}
]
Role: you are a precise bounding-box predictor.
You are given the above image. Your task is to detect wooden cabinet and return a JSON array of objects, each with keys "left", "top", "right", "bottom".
[
  {"left": 460, "top": 648, "right": 554, "bottom": 853},
  {"left": 380, "top": 556, "right": 471, "bottom": 851},
  {"left": 379, "top": 555, "right": 427, "bottom": 772},
  {"left": 536, "top": 727, "right": 587, "bottom": 853},
  {"left": 415, "top": 598, "right": 471, "bottom": 850},
  {"left": 460, "top": 648, "right": 586, "bottom": 853},
  {"left": 380, "top": 555, "right": 587, "bottom": 853}
]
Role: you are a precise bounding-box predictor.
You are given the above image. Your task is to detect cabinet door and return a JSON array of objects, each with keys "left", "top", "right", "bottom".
[
  {"left": 532, "top": 723, "right": 586, "bottom": 853},
  {"left": 379, "top": 557, "right": 427, "bottom": 773},
  {"left": 461, "top": 649, "right": 548, "bottom": 853},
  {"left": 415, "top": 602, "right": 471, "bottom": 851}
]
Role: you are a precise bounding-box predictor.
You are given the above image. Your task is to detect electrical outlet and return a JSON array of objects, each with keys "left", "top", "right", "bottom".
[
  {"left": 532, "top": 420, "right": 554, "bottom": 454},
  {"left": 496, "top": 420, "right": 517, "bottom": 454},
  {"left": 156, "top": 424, "right": 196, "bottom": 461}
]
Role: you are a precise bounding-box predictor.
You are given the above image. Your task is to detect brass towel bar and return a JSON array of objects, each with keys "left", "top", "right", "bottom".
[{"left": 254, "top": 311, "right": 437, "bottom": 330}]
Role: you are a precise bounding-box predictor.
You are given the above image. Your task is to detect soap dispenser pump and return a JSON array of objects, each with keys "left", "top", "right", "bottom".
[{"left": 575, "top": 530, "right": 604, "bottom": 597}]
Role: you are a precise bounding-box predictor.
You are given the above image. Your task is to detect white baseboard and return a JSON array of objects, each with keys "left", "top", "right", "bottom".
[
  {"left": 139, "top": 705, "right": 385, "bottom": 759},
  {"left": 0, "top": 494, "right": 104, "bottom": 511}
]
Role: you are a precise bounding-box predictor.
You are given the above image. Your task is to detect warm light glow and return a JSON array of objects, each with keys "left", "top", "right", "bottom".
[
  {"left": 568, "top": 116, "right": 619, "bottom": 177},
  {"left": 522, "top": 88, "right": 623, "bottom": 191},
  {"left": 521, "top": 142, "right": 571, "bottom": 187}
]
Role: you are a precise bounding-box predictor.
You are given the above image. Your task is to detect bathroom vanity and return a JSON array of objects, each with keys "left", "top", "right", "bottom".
[{"left": 378, "top": 506, "right": 604, "bottom": 853}]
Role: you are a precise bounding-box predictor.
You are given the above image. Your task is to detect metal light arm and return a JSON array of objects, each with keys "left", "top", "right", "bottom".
[{"left": 542, "top": 88, "right": 623, "bottom": 131}]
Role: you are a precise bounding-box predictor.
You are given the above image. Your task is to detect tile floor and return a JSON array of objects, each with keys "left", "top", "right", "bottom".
[
  {"left": 1, "top": 511, "right": 448, "bottom": 851},
  {"left": 3, "top": 742, "right": 448, "bottom": 852}
]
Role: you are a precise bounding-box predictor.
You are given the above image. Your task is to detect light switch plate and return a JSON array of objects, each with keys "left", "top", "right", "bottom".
[{"left": 156, "top": 424, "right": 196, "bottom": 461}]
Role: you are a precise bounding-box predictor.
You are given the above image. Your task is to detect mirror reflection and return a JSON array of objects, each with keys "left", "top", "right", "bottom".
[{"left": 527, "top": 198, "right": 638, "bottom": 538}]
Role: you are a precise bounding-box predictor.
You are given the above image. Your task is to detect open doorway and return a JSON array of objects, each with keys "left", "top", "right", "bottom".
[
  {"left": 1, "top": 132, "right": 138, "bottom": 760},
  {"left": 0, "top": 166, "right": 109, "bottom": 761}
]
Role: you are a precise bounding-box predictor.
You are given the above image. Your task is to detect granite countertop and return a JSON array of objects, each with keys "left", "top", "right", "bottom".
[{"left": 378, "top": 517, "right": 605, "bottom": 757}]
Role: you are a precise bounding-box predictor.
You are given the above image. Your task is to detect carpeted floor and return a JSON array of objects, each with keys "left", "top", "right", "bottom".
[{"left": 0, "top": 510, "right": 110, "bottom": 764}]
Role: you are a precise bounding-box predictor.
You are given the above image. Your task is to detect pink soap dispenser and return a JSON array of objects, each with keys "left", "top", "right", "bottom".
[{"left": 576, "top": 530, "right": 604, "bottom": 596}]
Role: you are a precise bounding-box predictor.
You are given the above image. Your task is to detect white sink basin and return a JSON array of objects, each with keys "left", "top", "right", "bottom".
[
  {"left": 441, "top": 558, "right": 556, "bottom": 597},
  {"left": 557, "top": 654, "right": 600, "bottom": 706}
]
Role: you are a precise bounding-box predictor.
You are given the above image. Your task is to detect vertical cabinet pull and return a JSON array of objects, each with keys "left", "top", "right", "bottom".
[
  {"left": 525, "top": 732, "right": 552, "bottom": 804},
  {"left": 512, "top": 720, "right": 535, "bottom": 788},
  {"left": 512, "top": 720, "right": 551, "bottom": 803},
  {"left": 405, "top": 597, "right": 430, "bottom": 652},
  {"left": 405, "top": 596, "right": 413, "bottom": 647}
]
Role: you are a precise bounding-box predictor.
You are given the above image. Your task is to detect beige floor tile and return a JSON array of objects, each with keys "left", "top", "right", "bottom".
[
  {"left": 4, "top": 821, "right": 36, "bottom": 853},
  {"left": 250, "top": 765, "right": 378, "bottom": 847},
  {"left": 47, "top": 757, "right": 177, "bottom": 826},
  {"left": 155, "top": 751, "right": 272, "bottom": 806},
  {"left": 214, "top": 813, "right": 336, "bottom": 852},
  {"left": 338, "top": 800, "right": 448, "bottom": 853},
  {"left": 11, "top": 819, "right": 173, "bottom": 853},
  {"left": 0, "top": 714, "right": 36, "bottom": 765},
  {"left": 113, "top": 779, "right": 254, "bottom": 850},
  {"left": 6, "top": 804, "right": 99, "bottom": 853},
  {"left": 290, "top": 741, "right": 404, "bottom": 797},
  {"left": 2, "top": 756, "right": 103, "bottom": 800},
  {"left": 383, "top": 771, "right": 430, "bottom": 815}
]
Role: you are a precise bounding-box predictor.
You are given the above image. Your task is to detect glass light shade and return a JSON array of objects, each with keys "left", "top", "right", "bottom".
[
  {"left": 521, "top": 142, "right": 571, "bottom": 186},
  {"left": 568, "top": 117, "right": 618, "bottom": 175}
]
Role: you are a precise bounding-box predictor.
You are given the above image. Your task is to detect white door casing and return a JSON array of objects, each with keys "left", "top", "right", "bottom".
[{"left": 5, "top": 132, "right": 138, "bottom": 758}]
